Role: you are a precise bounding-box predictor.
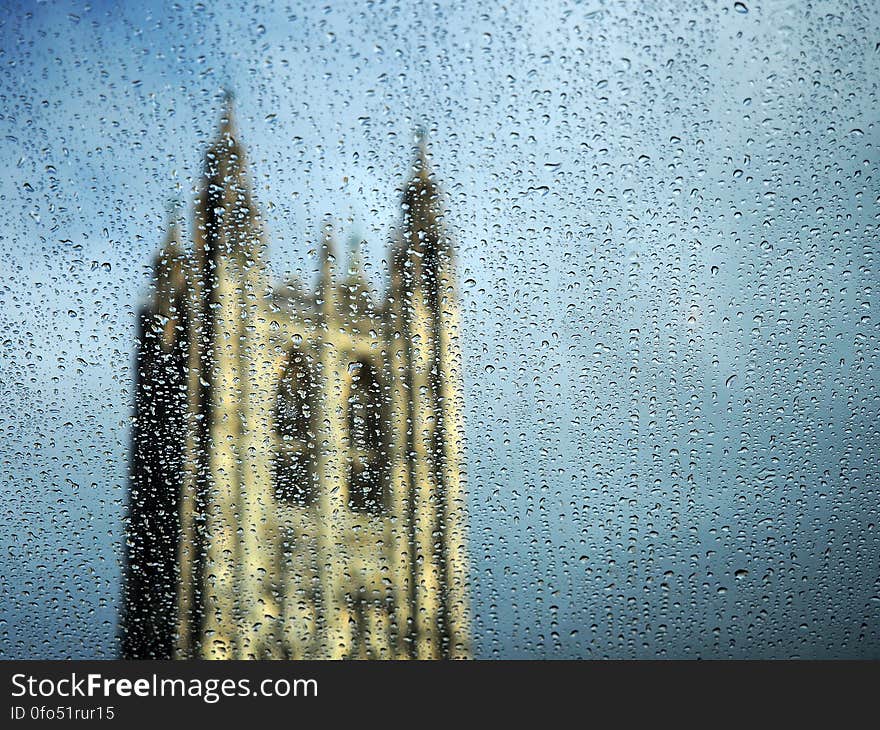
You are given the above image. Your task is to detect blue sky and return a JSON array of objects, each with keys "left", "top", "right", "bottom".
[{"left": 1, "top": 0, "right": 878, "bottom": 658}]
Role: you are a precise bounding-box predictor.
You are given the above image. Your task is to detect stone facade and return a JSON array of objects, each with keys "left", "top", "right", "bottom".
[{"left": 122, "top": 99, "right": 469, "bottom": 659}]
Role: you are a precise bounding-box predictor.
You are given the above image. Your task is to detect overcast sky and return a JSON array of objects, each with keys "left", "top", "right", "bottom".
[{"left": 1, "top": 0, "right": 878, "bottom": 658}]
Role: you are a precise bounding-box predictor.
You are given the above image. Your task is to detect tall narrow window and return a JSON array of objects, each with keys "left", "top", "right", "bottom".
[
  {"left": 346, "top": 360, "right": 386, "bottom": 514},
  {"left": 274, "top": 351, "right": 316, "bottom": 505}
]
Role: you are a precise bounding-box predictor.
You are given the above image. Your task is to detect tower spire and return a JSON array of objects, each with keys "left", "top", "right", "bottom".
[
  {"left": 220, "top": 88, "right": 236, "bottom": 136},
  {"left": 155, "top": 208, "right": 184, "bottom": 299},
  {"left": 342, "top": 235, "right": 374, "bottom": 314},
  {"left": 392, "top": 131, "right": 446, "bottom": 295},
  {"left": 415, "top": 126, "right": 429, "bottom": 169},
  {"left": 316, "top": 221, "right": 337, "bottom": 316},
  {"left": 194, "top": 89, "right": 265, "bottom": 267}
]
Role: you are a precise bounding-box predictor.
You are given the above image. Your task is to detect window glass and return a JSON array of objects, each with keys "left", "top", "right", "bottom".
[{"left": 0, "top": 1, "right": 876, "bottom": 660}]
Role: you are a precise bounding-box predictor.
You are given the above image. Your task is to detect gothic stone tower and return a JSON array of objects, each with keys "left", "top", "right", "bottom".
[{"left": 122, "top": 99, "right": 470, "bottom": 660}]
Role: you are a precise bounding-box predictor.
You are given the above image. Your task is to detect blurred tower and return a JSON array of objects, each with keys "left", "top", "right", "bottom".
[{"left": 122, "top": 99, "right": 470, "bottom": 659}]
